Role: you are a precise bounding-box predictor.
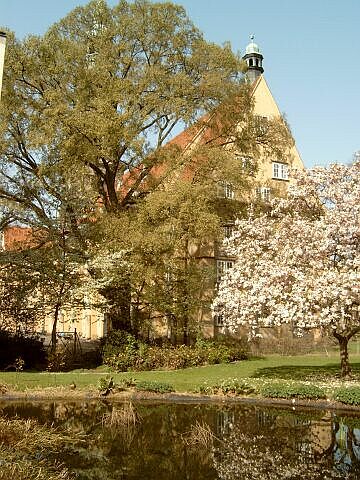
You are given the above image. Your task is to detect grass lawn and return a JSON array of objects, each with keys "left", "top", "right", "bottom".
[{"left": 2, "top": 351, "right": 360, "bottom": 393}]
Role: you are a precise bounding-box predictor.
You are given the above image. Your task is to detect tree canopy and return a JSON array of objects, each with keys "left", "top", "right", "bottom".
[
  {"left": 0, "top": 0, "right": 294, "bottom": 342},
  {"left": 213, "top": 162, "right": 360, "bottom": 376}
]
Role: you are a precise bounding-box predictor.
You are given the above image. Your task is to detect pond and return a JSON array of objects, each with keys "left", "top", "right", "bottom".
[{"left": 1, "top": 399, "right": 360, "bottom": 479}]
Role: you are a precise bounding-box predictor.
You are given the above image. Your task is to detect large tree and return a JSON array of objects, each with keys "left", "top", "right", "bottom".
[
  {"left": 0, "top": 0, "right": 293, "bottom": 341},
  {"left": 213, "top": 162, "right": 360, "bottom": 377}
]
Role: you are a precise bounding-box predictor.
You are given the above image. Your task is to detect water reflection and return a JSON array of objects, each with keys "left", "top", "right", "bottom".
[{"left": 1, "top": 400, "right": 360, "bottom": 479}]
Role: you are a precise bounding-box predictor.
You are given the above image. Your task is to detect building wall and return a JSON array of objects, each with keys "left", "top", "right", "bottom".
[
  {"left": 200, "top": 75, "right": 304, "bottom": 337},
  {"left": 251, "top": 76, "right": 303, "bottom": 185}
]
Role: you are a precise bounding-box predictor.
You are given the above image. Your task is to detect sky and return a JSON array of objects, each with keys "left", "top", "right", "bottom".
[{"left": 1, "top": 0, "right": 360, "bottom": 168}]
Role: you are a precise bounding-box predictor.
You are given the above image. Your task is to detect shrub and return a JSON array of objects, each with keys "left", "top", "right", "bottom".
[
  {"left": 46, "top": 345, "right": 80, "bottom": 372},
  {"left": 0, "top": 330, "right": 46, "bottom": 370},
  {"left": 102, "top": 330, "right": 139, "bottom": 371},
  {"left": 335, "top": 387, "right": 360, "bottom": 405},
  {"left": 135, "top": 380, "right": 174, "bottom": 394},
  {"left": 0, "top": 383, "right": 7, "bottom": 394},
  {"left": 117, "top": 377, "right": 137, "bottom": 389},
  {"left": 102, "top": 332, "right": 248, "bottom": 372},
  {"left": 98, "top": 376, "right": 115, "bottom": 393},
  {"left": 260, "top": 382, "right": 326, "bottom": 400}
]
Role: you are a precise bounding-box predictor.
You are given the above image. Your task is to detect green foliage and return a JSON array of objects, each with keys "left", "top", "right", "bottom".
[
  {"left": 97, "top": 376, "right": 114, "bottom": 392},
  {"left": 102, "top": 330, "right": 138, "bottom": 371},
  {"left": 335, "top": 386, "right": 360, "bottom": 405},
  {"left": 117, "top": 377, "right": 137, "bottom": 389},
  {"left": 102, "top": 333, "right": 248, "bottom": 372},
  {"left": 46, "top": 346, "right": 79, "bottom": 372},
  {"left": 197, "top": 377, "right": 256, "bottom": 395},
  {"left": 259, "top": 382, "right": 326, "bottom": 400},
  {"left": 135, "top": 380, "right": 174, "bottom": 394}
]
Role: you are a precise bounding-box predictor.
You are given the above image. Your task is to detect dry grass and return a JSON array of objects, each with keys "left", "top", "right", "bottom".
[
  {"left": 101, "top": 402, "right": 139, "bottom": 428},
  {"left": 101, "top": 402, "right": 141, "bottom": 444},
  {"left": 0, "top": 417, "right": 81, "bottom": 480},
  {"left": 182, "top": 420, "right": 216, "bottom": 449},
  {"left": 0, "top": 456, "right": 73, "bottom": 480}
]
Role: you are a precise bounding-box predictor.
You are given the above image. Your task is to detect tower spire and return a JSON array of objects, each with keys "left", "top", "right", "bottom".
[{"left": 242, "top": 35, "right": 264, "bottom": 83}]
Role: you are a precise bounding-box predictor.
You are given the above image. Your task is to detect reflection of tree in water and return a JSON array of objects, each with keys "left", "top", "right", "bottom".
[
  {"left": 315, "top": 420, "right": 360, "bottom": 477},
  {"left": 213, "top": 409, "right": 360, "bottom": 480},
  {"left": 15, "top": 402, "right": 219, "bottom": 480},
  {"left": 3, "top": 402, "right": 360, "bottom": 479}
]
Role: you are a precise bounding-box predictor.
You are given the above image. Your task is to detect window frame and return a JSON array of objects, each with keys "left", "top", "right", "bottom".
[
  {"left": 256, "top": 186, "right": 271, "bottom": 202},
  {"left": 218, "top": 181, "right": 235, "bottom": 200},
  {"left": 272, "top": 161, "right": 289, "bottom": 181},
  {"left": 214, "top": 313, "right": 224, "bottom": 327},
  {"left": 216, "top": 259, "right": 234, "bottom": 283},
  {"left": 223, "top": 225, "right": 234, "bottom": 239}
]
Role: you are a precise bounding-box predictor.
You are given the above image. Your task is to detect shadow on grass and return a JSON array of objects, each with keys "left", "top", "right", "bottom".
[{"left": 252, "top": 363, "right": 360, "bottom": 381}]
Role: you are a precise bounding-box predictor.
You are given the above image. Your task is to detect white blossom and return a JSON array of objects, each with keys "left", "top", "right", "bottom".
[{"left": 213, "top": 161, "right": 360, "bottom": 343}]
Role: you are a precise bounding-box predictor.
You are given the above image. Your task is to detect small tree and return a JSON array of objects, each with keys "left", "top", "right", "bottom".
[{"left": 213, "top": 162, "right": 360, "bottom": 377}]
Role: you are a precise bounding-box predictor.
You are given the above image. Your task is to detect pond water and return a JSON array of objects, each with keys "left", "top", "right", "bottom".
[{"left": 1, "top": 399, "right": 360, "bottom": 479}]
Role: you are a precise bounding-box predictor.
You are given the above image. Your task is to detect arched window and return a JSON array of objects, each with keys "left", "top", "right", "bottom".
[
  {"left": 256, "top": 59, "right": 259, "bottom": 67},
  {"left": 249, "top": 58, "right": 253, "bottom": 67}
]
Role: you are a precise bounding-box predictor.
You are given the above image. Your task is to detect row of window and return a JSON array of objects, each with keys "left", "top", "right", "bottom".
[{"left": 218, "top": 161, "right": 288, "bottom": 200}]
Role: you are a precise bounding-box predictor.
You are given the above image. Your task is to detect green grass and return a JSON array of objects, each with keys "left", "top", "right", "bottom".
[{"left": 2, "top": 351, "right": 360, "bottom": 393}]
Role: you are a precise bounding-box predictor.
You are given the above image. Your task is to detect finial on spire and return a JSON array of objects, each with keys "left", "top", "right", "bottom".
[{"left": 243, "top": 35, "right": 264, "bottom": 82}]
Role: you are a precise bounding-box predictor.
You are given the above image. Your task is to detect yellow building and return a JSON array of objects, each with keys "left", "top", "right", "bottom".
[{"left": 165, "top": 36, "right": 304, "bottom": 338}]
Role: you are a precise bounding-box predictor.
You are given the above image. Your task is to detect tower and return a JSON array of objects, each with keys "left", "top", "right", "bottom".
[{"left": 242, "top": 35, "right": 264, "bottom": 83}]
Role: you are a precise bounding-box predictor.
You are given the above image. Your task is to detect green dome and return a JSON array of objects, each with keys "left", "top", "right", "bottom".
[{"left": 245, "top": 35, "right": 261, "bottom": 55}]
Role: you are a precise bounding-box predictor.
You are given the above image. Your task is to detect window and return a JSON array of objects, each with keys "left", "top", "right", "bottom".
[
  {"left": 218, "top": 181, "right": 235, "bottom": 199},
  {"left": 272, "top": 161, "right": 288, "bottom": 180},
  {"left": 164, "top": 270, "right": 173, "bottom": 284},
  {"left": 238, "top": 155, "right": 253, "bottom": 169},
  {"left": 256, "top": 115, "right": 269, "bottom": 135},
  {"left": 256, "top": 186, "right": 271, "bottom": 202},
  {"left": 223, "top": 225, "right": 234, "bottom": 238},
  {"left": 216, "top": 259, "right": 234, "bottom": 283},
  {"left": 214, "top": 313, "right": 224, "bottom": 327}
]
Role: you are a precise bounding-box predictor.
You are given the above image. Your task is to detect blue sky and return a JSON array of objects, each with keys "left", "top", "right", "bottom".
[{"left": 1, "top": 0, "right": 359, "bottom": 168}]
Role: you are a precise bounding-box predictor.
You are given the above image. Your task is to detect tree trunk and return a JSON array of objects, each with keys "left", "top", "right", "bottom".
[
  {"left": 339, "top": 336, "right": 351, "bottom": 378},
  {"left": 333, "top": 332, "right": 352, "bottom": 378},
  {"left": 51, "top": 302, "right": 60, "bottom": 354}
]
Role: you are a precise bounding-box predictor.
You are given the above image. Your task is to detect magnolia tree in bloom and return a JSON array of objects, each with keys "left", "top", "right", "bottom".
[{"left": 213, "top": 162, "right": 360, "bottom": 377}]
